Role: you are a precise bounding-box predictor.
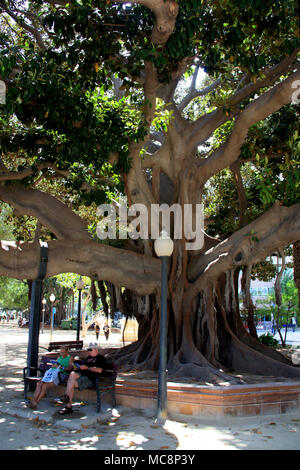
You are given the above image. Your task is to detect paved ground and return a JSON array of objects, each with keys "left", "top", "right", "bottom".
[{"left": 1, "top": 322, "right": 300, "bottom": 451}]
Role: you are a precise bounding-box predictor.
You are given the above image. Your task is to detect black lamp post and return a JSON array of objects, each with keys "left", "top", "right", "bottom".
[
  {"left": 154, "top": 230, "right": 174, "bottom": 421},
  {"left": 27, "top": 242, "right": 48, "bottom": 376},
  {"left": 76, "top": 278, "right": 85, "bottom": 341}
]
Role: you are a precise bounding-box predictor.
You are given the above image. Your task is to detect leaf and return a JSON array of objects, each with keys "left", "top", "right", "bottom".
[{"left": 251, "top": 428, "right": 262, "bottom": 434}]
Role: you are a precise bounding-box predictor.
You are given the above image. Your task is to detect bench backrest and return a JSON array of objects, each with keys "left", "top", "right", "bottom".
[
  {"left": 103, "top": 361, "right": 118, "bottom": 380},
  {"left": 39, "top": 356, "right": 56, "bottom": 373},
  {"left": 48, "top": 340, "right": 83, "bottom": 351}
]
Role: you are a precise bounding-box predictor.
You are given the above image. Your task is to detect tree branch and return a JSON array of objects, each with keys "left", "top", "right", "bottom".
[
  {"left": 0, "top": 185, "right": 89, "bottom": 241},
  {"left": 0, "top": 239, "right": 161, "bottom": 295},
  {"left": 113, "top": 0, "right": 178, "bottom": 45},
  {"left": 185, "top": 52, "right": 300, "bottom": 152},
  {"left": 188, "top": 202, "right": 300, "bottom": 295},
  {"left": 0, "top": 2, "right": 46, "bottom": 50},
  {"left": 0, "top": 162, "right": 70, "bottom": 182},
  {"left": 178, "top": 75, "right": 221, "bottom": 113},
  {"left": 230, "top": 161, "right": 248, "bottom": 226},
  {"left": 195, "top": 69, "right": 300, "bottom": 185}
]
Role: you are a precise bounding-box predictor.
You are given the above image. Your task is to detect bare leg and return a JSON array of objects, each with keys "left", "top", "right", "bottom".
[
  {"left": 65, "top": 371, "right": 80, "bottom": 408},
  {"left": 35, "top": 382, "right": 54, "bottom": 404},
  {"left": 31, "top": 381, "right": 54, "bottom": 406},
  {"left": 31, "top": 380, "right": 43, "bottom": 404}
]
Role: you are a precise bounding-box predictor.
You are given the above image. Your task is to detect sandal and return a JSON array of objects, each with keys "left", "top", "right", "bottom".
[
  {"left": 26, "top": 400, "right": 37, "bottom": 409},
  {"left": 59, "top": 406, "right": 73, "bottom": 415}
]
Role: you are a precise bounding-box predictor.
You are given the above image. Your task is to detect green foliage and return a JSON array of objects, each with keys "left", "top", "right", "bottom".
[
  {"left": 251, "top": 259, "right": 277, "bottom": 282},
  {"left": 203, "top": 169, "right": 241, "bottom": 236},
  {"left": 241, "top": 105, "right": 300, "bottom": 209},
  {"left": 259, "top": 332, "right": 279, "bottom": 348},
  {"left": 281, "top": 271, "right": 299, "bottom": 314},
  {"left": 259, "top": 270, "right": 300, "bottom": 325},
  {"left": 0, "top": 0, "right": 299, "bottom": 244},
  {"left": 204, "top": 106, "right": 300, "bottom": 237},
  {"left": 0, "top": 203, "right": 14, "bottom": 240},
  {"left": 152, "top": 98, "right": 173, "bottom": 132},
  {"left": 0, "top": 277, "right": 29, "bottom": 311},
  {"left": 155, "top": 0, "right": 299, "bottom": 79}
]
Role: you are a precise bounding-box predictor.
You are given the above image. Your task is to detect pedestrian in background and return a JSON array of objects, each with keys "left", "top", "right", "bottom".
[
  {"left": 95, "top": 323, "right": 100, "bottom": 341},
  {"left": 103, "top": 324, "right": 110, "bottom": 341}
]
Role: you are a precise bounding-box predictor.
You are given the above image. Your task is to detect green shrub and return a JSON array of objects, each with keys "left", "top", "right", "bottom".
[{"left": 259, "top": 333, "right": 279, "bottom": 348}]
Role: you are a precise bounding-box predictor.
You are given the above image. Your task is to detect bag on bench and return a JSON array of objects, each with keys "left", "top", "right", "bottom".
[{"left": 41, "top": 367, "right": 61, "bottom": 385}]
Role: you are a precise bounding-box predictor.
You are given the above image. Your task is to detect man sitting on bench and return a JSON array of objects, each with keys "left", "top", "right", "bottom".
[{"left": 59, "top": 343, "right": 107, "bottom": 415}]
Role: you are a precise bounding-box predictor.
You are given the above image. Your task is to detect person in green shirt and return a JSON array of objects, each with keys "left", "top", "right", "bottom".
[{"left": 27, "top": 346, "right": 73, "bottom": 409}]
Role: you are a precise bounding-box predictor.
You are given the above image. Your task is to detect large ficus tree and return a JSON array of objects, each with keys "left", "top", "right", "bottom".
[{"left": 0, "top": 0, "right": 300, "bottom": 382}]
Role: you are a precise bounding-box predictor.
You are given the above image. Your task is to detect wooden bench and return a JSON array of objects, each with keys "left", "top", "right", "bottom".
[
  {"left": 47, "top": 340, "right": 83, "bottom": 352},
  {"left": 23, "top": 354, "right": 118, "bottom": 413}
]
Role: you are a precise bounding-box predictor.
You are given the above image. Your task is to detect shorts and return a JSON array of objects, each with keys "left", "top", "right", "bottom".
[
  {"left": 59, "top": 373, "right": 69, "bottom": 385},
  {"left": 77, "top": 373, "right": 95, "bottom": 390}
]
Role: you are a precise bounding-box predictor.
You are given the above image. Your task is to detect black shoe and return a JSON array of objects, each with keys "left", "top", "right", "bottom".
[{"left": 59, "top": 406, "right": 73, "bottom": 415}]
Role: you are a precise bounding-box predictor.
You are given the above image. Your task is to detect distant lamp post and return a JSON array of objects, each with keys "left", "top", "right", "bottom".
[
  {"left": 76, "top": 278, "right": 85, "bottom": 341},
  {"left": 41, "top": 298, "right": 46, "bottom": 334},
  {"left": 49, "top": 293, "right": 55, "bottom": 341},
  {"left": 154, "top": 230, "right": 174, "bottom": 421}
]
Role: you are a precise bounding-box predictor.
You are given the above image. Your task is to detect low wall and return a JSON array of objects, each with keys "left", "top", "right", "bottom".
[
  {"left": 48, "top": 377, "right": 300, "bottom": 419},
  {"left": 115, "top": 379, "right": 300, "bottom": 418}
]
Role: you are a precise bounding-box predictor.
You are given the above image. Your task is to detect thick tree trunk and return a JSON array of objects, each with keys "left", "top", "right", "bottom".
[
  {"left": 241, "top": 265, "right": 258, "bottom": 340},
  {"left": 110, "top": 256, "right": 300, "bottom": 383}
]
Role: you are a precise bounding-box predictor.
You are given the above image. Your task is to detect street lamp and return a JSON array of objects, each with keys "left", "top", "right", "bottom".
[
  {"left": 49, "top": 293, "right": 55, "bottom": 341},
  {"left": 154, "top": 230, "right": 174, "bottom": 421},
  {"left": 41, "top": 298, "right": 46, "bottom": 334},
  {"left": 76, "top": 278, "right": 85, "bottom": 341}
]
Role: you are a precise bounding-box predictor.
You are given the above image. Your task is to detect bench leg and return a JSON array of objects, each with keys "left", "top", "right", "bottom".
[
  {"left": 96, "top": 386, "right": 101, "bottom": 413},
  {"left": 111, "top": 387, "right": 116, "bottom": 408},
  {"left": 24, "top": 380, "right": 28, "bottom": 400},
  {"left": 24, "top": 380, "right": 38, "bottom": 399}
]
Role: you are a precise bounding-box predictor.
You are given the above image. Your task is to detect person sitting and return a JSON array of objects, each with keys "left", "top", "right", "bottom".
[
  {"left": 27, "top": 346, "right": 73, "bottom": 409},
  {"left": 59, "top": 342, "right": 107, "bottom": 415}
]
